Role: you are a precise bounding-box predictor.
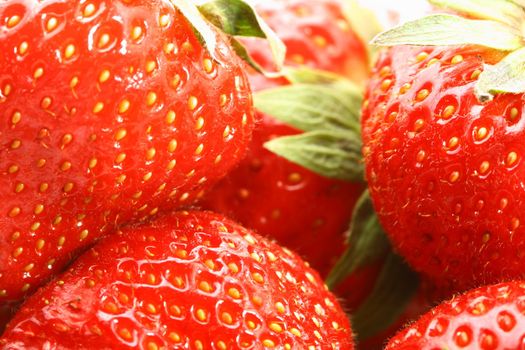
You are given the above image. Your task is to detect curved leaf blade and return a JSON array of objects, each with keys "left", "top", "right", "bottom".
[
  {"left": 475, "top": 47, "right": 525, "bottom": 101},
  {"left": 254, "top": 84, "right": 362, "bottom": 133},
  {"left": 352, "top": 253, "right": 420, "bottom": 340},
  {"left": 264, "top": 130, "right": 363, "bottom": 181},
  {"left": 325, "top": 190, "right": 391, "bottom": 289},
  {"left": 429, "top": 0, "right": 525, "bottom": 27},
  {"left": 372, "top": 14, "right": 522, "bottom": 51},
  {"left": 198, "top": 0, "right": 286, "bottom": 74}
]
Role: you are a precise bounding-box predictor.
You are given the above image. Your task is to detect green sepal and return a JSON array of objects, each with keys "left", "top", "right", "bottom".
[
  {"left": 325, "top": 190, "right": 391, "bottom": 289},
  {"left": 372, "top": 14, "right": 522, "bottom": 51},
  {"left": 429, "top": 0, "right": 525, "bottom": 27},
  {"left": 264, "top": 130, "right": 363, "bottom": 181},
  {"left": 475, "top": 46, "right": 525, "bottom": 101},
  {"left": 254, "top": 83, "right": 362, "bottom": 133},
  {"left": 197, "top": 0, "right": 286, "bottom": 75},
  {"left": 351, "top": 253, "right": 420, "bottom": 341},
  {"left": 341, "top": 0, "right": 384, "bottom": 45},
  {"left": 283, "top": 67, "right": 353, "bottom": 86}
]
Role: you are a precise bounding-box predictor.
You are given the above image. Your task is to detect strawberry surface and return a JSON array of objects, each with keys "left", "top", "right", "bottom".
[
  {"left": 202, "top": 0, "right": 367, "bottom": 278},
  {"left": 386, "top": 280, "right": 525, "bottom": 349},
  {"left": 0, "top": 211, "right": 353, "bottom": 349},
  {"left": 0, "top": 0, "right": 253, "bottom": 301},
  {"left": 362, "top": 42, "right": 525, "bottom": 292}
]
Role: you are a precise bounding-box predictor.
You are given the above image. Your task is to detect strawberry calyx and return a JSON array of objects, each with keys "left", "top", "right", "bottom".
[
  {"left": 188, "top": 0, "right": 286, "bottom": 76},
  {"left": 254, "top": 67, "right": 365, "bottom": 181},
  {"left": 371, "top": 0, "right": 525, "bottom": 101}
]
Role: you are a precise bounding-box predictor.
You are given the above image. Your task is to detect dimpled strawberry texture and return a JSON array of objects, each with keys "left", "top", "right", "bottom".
[
  {"left": 0, "top": 0, "right": 253, "bottom": 301},
  {"left": 202, "top": 0, "right": 367, "bottom": 279},
  {"left": 386, "top": 281, "right": 525, "bottom": 349},
  {"left": 361, "top": 44, "right": 525, "bottom": 292},
  {"left": 1, "top": 211, "right": 354, "bottom": 349}
]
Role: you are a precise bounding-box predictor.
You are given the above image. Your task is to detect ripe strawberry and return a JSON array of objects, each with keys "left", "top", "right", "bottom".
[
  {"left": 0, "top": 211, "right": 354, "bottom": 349},
  {"left": 386, "top": 280, "right": 525, "bottom": 349},
  {"left": 362, "top": 3, "right": 525, "bottom": 291},
  {"left": 0, "top": 0, "right": 254, "bottom": 301},
  {"left": 202, "top": 0, "right": 367, "bottom": 278}
]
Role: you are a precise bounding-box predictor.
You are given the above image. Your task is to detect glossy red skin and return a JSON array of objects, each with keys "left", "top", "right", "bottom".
[
  {"left": 1, "top": 211, "right": 354, "bottom": 349},
  {"left": 386, "top": 281, "right": 525, "bottom": 349},
  {"left": 362, "top": 43, "right": 525, "bottom": 292},
  {"left": 202, "top": 0, "right": 367, "bottom": 279},
  {"left": 0, "top": 0, "right": 253, "bottom": 301}
]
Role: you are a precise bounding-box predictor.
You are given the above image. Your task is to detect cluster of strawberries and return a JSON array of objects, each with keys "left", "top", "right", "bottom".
[{"left": 2, "top": 0, "right": 525, "bottom": 349}]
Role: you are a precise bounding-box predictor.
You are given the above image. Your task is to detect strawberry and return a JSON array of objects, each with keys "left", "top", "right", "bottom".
[
  {"left": 386, "top": 280, "right": 525, "bottom": 349},
  {"left": 0, "top": 211, "right": 354, "bottom": 349},
  {"left": 0, "top": 0, "right": 256, "bottom": 301},
  {"left": 202, "top": 0, "right": 368, "bottom": 278},
  {"left": 361, "top": 1, "right": 525, "bottom": 291}
]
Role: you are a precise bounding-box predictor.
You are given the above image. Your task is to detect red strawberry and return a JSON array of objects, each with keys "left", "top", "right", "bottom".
[
  {"left": 0, "top": 211, "right": 354, "bottom": 349},
  {"left": 386, "top": 280, "right": 525, "bottom": 349},
  {"left": 202, "top": 0, "right": 367, "bottom": 278},
  {"left": 361, "top": 4, "right": 525, "bottom": 291},
  {"left": 0, "top": 0, "right": 254, "bottom": 301}
]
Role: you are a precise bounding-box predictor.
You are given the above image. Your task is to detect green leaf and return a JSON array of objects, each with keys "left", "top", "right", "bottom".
[
  {"left": 475, "top": 46, "right": 525, "bottom": 102},
  {"left": 325, "top": 191, "right": 391, "bottom": 289},
  {"left": 254, "top": 83, "right": 362, "bottom": 133},
  {"left": 351, "top": 253, "right": 419, "bottom": 340},
  {"left": 429, "top": 0, "right": 525, "bottom": 27},
  {"left": 372, "top": 14, "right": 522, "bottom": 51},
  {"left": 283, "top": 67, "right": 355, "bottom": 86},
  {"left": 197, "top": 0, "right": 286, "bottom": 74},
  {"left": 264, "top": 130, "right": 363, "bottom": 181}
]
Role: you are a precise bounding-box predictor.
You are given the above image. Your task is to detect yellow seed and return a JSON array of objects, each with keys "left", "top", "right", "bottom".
[
  {"left": 203, "top": 58, "right": 213, "bottom": 73},
  {"left": 221, "top": 312, "right": 233, "bottom": 324},
  {"left": 448, "top": 136, "right": 459, "bottom": 149},
  {"left": 30, "top": 222, "right": 41, "bottom": 232},
  {"left": 414, "top": 119, "right": 425, "bottom": 132},
  {"left": 198, "top": 281, "right": 213, "bottom": 293},
  {"left": 14, "top": 183, "right": 24, "bottom": 193},
  {"left": 34, "top": 204, "right": 44, "bottom": 214},
  {"left": 313, "top": 35, "right": 327, "bottom": 47},
  {"left": 58, "top": 236, "right": 66, "bottom": 246},
  {"left": 146, "top": 92, "right": 157, "bottom": 106},
  {"left": 195, "top": 144, "right": 204, "bottom": 155},
  {"left": 262, "top": 339, "right": 275, "bottom": 348},
  {"left": 188, "top": 96, "right": 198, "bottom": 110},
  {"left": 159, "top": 14, "right": 170, "bottom": 27},
  {"left": 427, "top": 58, "right": 439, "bottom": 66},
  {"left": 196, "top": 309, "right": 207, "bottom": 322},
  {"left": 471, "top": 69, "right": 482, "bottom": 80},
  {"left": 60, "top": 161, "right": 71, "bottom": 171},
  {"left": 115, "top": 129, "right": 127, "bottom": 141},
  {"left": 416, "top": 89, "right": 430, "bottom": 101},
  {"left": 449, "top": 171, "right": 460, "bottom": 183},
  {"left": 399, "top": 83, "right": 411, "bottom": 94},
  {"left": 228, "top": 287, "right": 241, "bottom": 299},
  {"left": 97, "top": 33, "right": 111, "bottom": 48},
  {"left": 12, "top": 247, "right": 23, "bottom": 258},
  {"left": 9, "top": 207, "right": 21, "bottom": 217},
  {"left": 131, "top": 26, "right": 143, "bottom": 40},
  {"left": 11, "top": 139, "right": 21, "bottom": 149},
  {"left": 380, "top": 79, "right": 392, "bottom": 91},
  {"left": 507, "top": 151, "right": 518, "bottom": 167},
  {"left": 451, "top": 55, "right": 463, "bottom": 64},
  {"left": 442, "top": 105, "right": 456, "bottom": 120},
  {"left": 64, "top": 44, "right": 76, "bottom": 59},
  {"left": 146, "top": 148, "right": 156, "bottom": 160},
  {"left": 33, "top": 67, "right": 44, "bottom": 79},
  {"left": 7, "top": 15, "right": 21, "bottom": 28},
  {"left": 476, "top": 127, "right": 488, "bottom": 141},
  {"left": 510, "top": 107, "right": 519, "bottom": 121},
  {"left": 36, "top": 239, "right": 45, "bottom": 250},
  {"left": 18, "top": 41, "right": 28, "bottom": 55},
  {"left": 479, "top": 161, "right": 490, "bottom": 174},
  {"left": 46, "top": 17, "right": 58, "bottom": 32},
  {"left": 99, "top": 70, "right": 111, "bottom": 83},
  {"left": 195, "top": 117, "right": 205, "bottom": 130},
  {"left": 83, "top": 3, "right": 96, "bottom": 17},
  {"left": 79, "top": 229, "right": 89, "bottom": 240},
  {"left": 290, "top": 328, "right": 301, "bottom": 337},
  {"left": 24, "top": 263, "right": 35, "bottom": 272},
  {"left": 269, "top": 322, "right": 283, "bottom": 333},
  {"left": 252, "top": 272, "right": 264, "bottom": 284},
  {"left": 275, "top": 302, "right": 285, "bottom": 314},
  {"left": 146, "top": 60, "right": 156, "bottom": 73},
  {"left": 118, "top": 99, "right": 130, "bottom": 114},
  {"left": 416, "top": 52, "right": 429, "bottom": 62}
]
